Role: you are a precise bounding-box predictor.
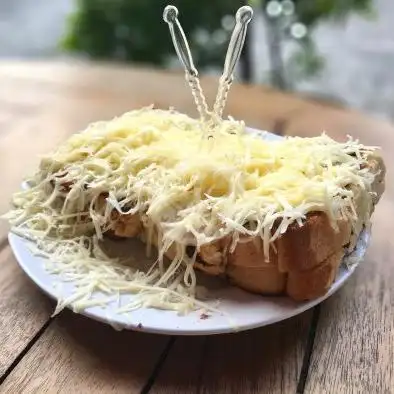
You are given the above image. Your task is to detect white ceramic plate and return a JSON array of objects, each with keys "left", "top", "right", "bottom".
[{"left": 8, "top": 129, "right": 369, "bottom": 335}]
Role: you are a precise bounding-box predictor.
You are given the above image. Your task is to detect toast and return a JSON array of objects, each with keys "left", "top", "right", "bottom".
[
  {"left": 207, "top": 152, "right": 384, "bottom": 300},
  {"left": 111, "top": 151, "right": 385, "bottom": 301},
  {"left": 8, "top": 109, "right": 386, "bottom": 304}
]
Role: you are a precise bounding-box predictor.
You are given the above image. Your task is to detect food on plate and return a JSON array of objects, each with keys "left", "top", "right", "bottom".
[{"left": 3, "top": 107, "right": 385, "bottom": 314}]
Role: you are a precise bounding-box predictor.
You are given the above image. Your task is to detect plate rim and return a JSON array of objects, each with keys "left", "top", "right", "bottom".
[{"left": 8, "top": 230, "right": 368, "bottom": 335}]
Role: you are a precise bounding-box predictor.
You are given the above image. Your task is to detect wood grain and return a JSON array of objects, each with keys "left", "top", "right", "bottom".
[
  {"left": 151, "top": 313, "right": 311, "bottom": 394},
  {"left": 302, "top": 199, "right": 394, "bottom": 394},
  {"left": 284, "top": 106, "right": 394, "bottom": 393},
  {"left": 0, "top": 74, "right": 57, "bottom": 384},
  {"left": 0, "top": 60, "right": 313, "bottom": 133},
  {"left": 0, "top": 61, "right": 393, "bottom": 393},
  {"left": 0, "top": 246, "right": 53, "bottom": 378},
  {"left": 0, "top": 68, "right": 150, "bottom": 240},
  {"left": 0, "top": 61, "right": 317, "bottom": 393},
  {"left": 0, "top": 311, "right": 169, "bottom": 394}
]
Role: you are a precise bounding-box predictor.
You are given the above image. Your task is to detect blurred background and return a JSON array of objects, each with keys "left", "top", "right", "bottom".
[{"left": 1, "top": 0, "right": 393, "bottom": 121}]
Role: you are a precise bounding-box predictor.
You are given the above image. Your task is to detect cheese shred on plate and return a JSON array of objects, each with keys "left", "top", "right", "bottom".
[{"left": 3, "top": 107, "right": 377, "bottom": 315}]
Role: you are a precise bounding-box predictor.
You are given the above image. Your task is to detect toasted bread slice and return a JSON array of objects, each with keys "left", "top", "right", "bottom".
[
  {"left": 227, "top": 264, "right": 287, "bottom": 295},
  {"left": 224, "top": 152, "right": 385, "bottom": 300},
  {"left": 109, "top": 151, "right": 385, "bottom": 301},
  {"left": 286, "top": 249, "right": 344, "bottom": 300}
]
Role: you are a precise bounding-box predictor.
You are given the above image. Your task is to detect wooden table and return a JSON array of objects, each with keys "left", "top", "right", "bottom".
[{"left": 0, "top": 61, "right": 393, "bottom": 394}]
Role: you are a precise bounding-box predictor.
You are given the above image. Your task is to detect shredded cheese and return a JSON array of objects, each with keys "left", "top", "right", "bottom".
[{"left": 3, "top": 106, "right": 378, "bottom": 315}]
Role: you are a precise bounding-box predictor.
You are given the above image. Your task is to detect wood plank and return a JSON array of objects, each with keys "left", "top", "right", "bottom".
[
  {"left": 0, "top": 64, "right": 314, "bottom": 392},
  {"left": 303, "top": 198, "right": 394, "bottom": 394},
  {"left": 0, "top": 246, "right": 53, "bottom": 378},
  {"left": 1, "top": 61, "right": 393, "bottom": 393},
  {"left": 0, "top": 64, "right": 188, "bottom": 390},
  {"left": 283, "top": 105, "right": 394, "bottom": 393},
  {"left": 0, "top": 73, "right": 171, "bottom": 391},
  {"left": 0, "top": 66, "right": 165, "bottom": 388},
  {"left": 151, "top": 312, "right": 312, "bottom": 394},
  {"left": 0, "top": 311, "right": 170, "bottom": 394},
  {"left": 0, "top": 60, "right": 311, "bottom": 132}
]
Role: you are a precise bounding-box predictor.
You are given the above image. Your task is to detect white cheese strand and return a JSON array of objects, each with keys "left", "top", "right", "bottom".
[{"left": 4, "top": 107, "right": 378, "bottom": 314}]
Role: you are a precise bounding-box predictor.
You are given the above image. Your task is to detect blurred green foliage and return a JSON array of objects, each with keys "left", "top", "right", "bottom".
[
  {"left": 62, "top": 0, "right": 242, "bottom": 69},
  {"left": 292, "top": 0, "right": 374, "bottom": 26},
  {"left": 62, "top": 0, "right": 374, "bottom": 85}
]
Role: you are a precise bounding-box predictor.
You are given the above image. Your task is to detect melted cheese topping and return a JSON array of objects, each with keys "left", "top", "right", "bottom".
[{"left": 4, "top": 107, "right": 378, "bottom": 314}]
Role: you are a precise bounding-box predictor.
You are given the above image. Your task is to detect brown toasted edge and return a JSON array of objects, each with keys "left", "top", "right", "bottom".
[
  {"left": 225, "top": 151, "right": 385, "bottom": 300},
  {"left": 103, "top": 151, "right": 385, "bottom": 301},
  {"left": 286, "top": 249, "right": 344, "bottom": 301}
]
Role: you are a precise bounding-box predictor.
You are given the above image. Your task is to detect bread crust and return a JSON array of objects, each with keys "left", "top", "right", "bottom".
[
  {"left": 225, "top": 151, "right": 385, "bottom": 300},
  {"left": 276, "top": 213, "right": 351, "bottom": 273},
  {"left": 110, "top": 151, "right": 385, "bottom": 301},
  {"left": 286, "top": 249, "right": 344, "bottom": 300},
  {"left": 227, "top": 264, "right": 287, "bottom": 294}
]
